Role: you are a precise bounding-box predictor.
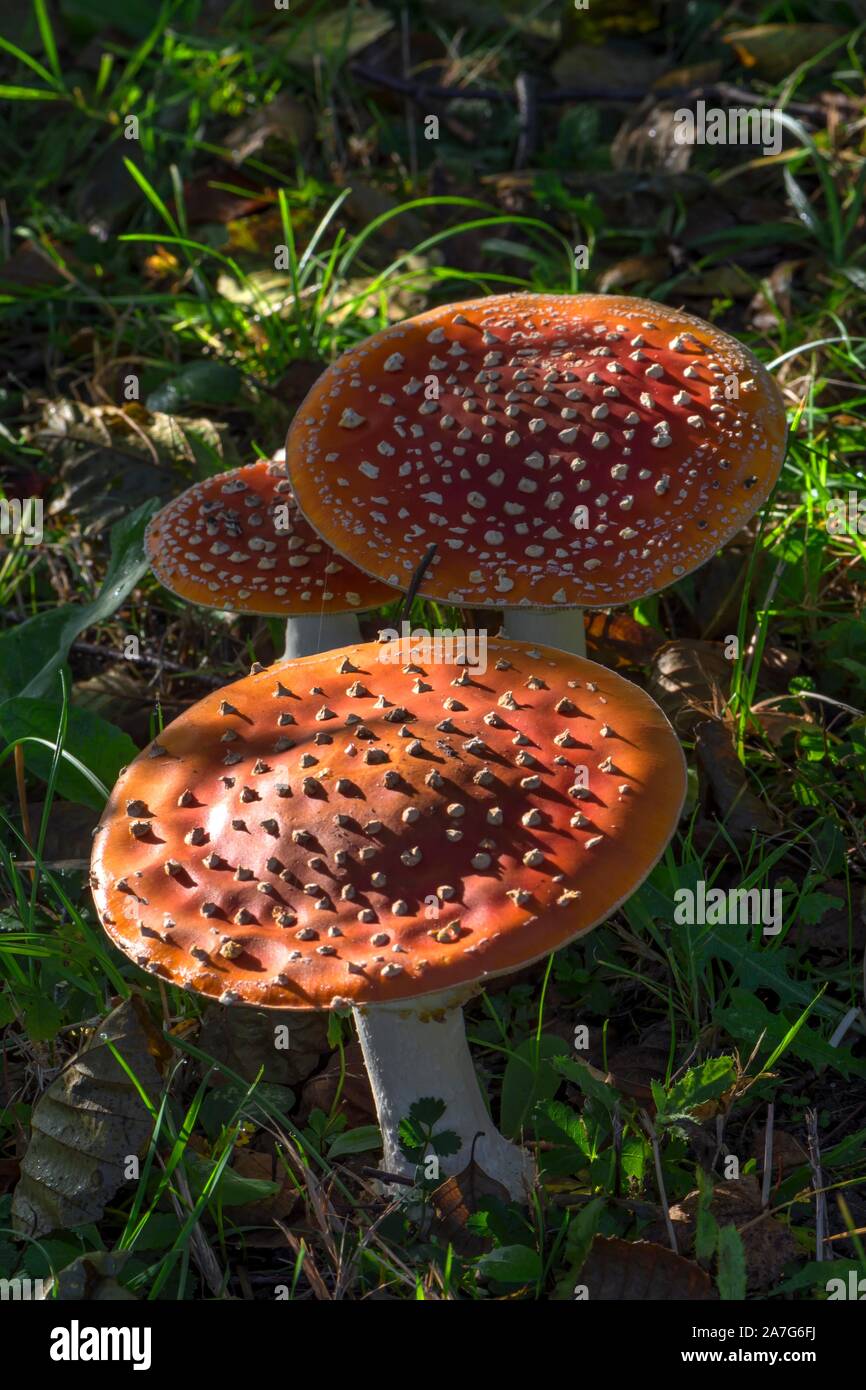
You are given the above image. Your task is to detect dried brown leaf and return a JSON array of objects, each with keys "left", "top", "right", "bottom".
[
  {"left": 722, "top": 24, "right": 846, "bottom": 81},
  {"left": 431, "top": 1144, "right": 511, "bottom": 1257},
  {"left": 199, "top": 1000, "right": 328, "bottom": 1088},
  {"left": 37, "top": 1251, "right": 137, "bottom": 1301},
  {"left": 669, "top": 1176, "right": 798, "bottom": 1291},
  {"left": 12, "top": 996, "right": 169, "bottom": 1237},
  {"left": 649, "top": 639, "right": 732, "bottom": 735},
  {"left": 585, "top": 609, "right": 665, "bottom": 669},
  {"left": 298, "top": 1041, "right": 376, "bottom": 1128},
  {"left": 229, "top": 1149, "right": 300, "bottom": 1225},
  {"left": 694, "top": 718, "right": 780, "bottom": 839},
  {"left": 579, "top": 1235, "right": 716, "bottom": 1300}
]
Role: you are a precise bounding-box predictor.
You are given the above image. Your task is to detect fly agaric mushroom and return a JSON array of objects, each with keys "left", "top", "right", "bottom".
[
  {"left": 144, "top": 451, "right": 395, "bottom": 658},
  {"left": 90, "top": 636, "right": 686, "bottom": 1198},
  {"left": 286, "top": 293, "right": 787, "bottom": 657}
]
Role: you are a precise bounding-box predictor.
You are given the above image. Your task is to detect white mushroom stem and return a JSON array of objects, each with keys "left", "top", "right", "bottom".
[
  {"left": 499, "top": 607, "right": 586, "bottom": 657},
  {"left": 353, "top": 989, "right": 535, "bottom": 1201},
  {"left": 283, "top": 612, "right": 363, "bottom": 660}
]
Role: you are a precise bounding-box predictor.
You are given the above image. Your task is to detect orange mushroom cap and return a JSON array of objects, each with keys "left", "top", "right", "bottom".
[
  {"left": 144, "top": 453, "right": 395, "bottom": 616},
  {"left": 286, "top": 293, "right": 787, "bottom": 609},
  {"left": 90, "top": 637, "right": 685, "bottom": 1010}
]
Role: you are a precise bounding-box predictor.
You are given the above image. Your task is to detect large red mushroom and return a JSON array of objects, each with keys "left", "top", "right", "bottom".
[
  {"left": 91, "top": 636, "right": 686, "bottom": 1197},
  {"left": 286, "top": 293, "right": 787, "bottom": 656}
]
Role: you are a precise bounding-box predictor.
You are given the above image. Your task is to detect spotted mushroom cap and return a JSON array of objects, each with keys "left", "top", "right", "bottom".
[
  {"left": 90, "top": 637, "right": 685, "bottom": 1010},
  {"left": 286, "top": 293, "right": 787, "bottom": 610},
  {"left": 144, "top": 452, "right": 395, "bottom": 616}
]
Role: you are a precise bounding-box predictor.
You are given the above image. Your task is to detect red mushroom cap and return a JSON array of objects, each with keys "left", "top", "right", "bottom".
[
  {"left": 144, "top": 453, "right": 395, "bottom": 616},
  {"left": 286, "top": 293, "right": 787, "bottom": 609},
  {"left": 90, "top": 637, "right": 685, "bottom": 1010}
]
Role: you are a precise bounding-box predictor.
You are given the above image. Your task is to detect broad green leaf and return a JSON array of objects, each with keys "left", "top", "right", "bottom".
[
  {"left": 0, "top": 499, "right": 158, "bottom": 704},
  {"left": 146, "top": 362, "right": 242, "bottom": 414},
  {"left": 694, "top": 1169, "right": 719, "bottom": 1263},
  {"left": 796, "top": 890, "right": 845, "bottom": 924},
  {"left": 327, "top": 1125, "right": 382, "bottom": 1159},
  {"left": 500, "top": 1034, "right": 567, "bottom": 1138},
  {"left": 199, "top": 1082, "right": 295, "bottom": 1140},
  {"left": 477, "top": 1244, "right": 541, "bottom": 1284},
  {"left": 657, "top": 1056, "right": 736, "bottom": 1122},
  {"left": 716, "top": 990, "right": 866, "bottom": 1078},
  {"left": 553, "top": 1053, "right": 621, "bottom": 1114},
  {"left": 707, "top": 925, "right": 838, "bottom": 1021},
  {"left": 430, "top": 1128, "right": 461, "bottom": 1158},
  {"left": 538, "top": 1098, "right": 587, "bottom": 1149},
  {"left": 563, "top": 1195, "right": 606, "bottom": 1269},
  {"left": 0, "top": 607, "right": 73, "bottom": 705},
  {"left": 408, "top": 1096, "right": 447, "bottom": 1128},
  {"left": 0, "top": 699, "right": 138, "bottom": 809},
  {"left": 16, "top": 986, "right": 63, "bottom": 1042},
  {"left": 716, "top": 1225, "right": 747, "bottom": 1300},
  {"left": 775, "top": 1258, "right": 862, "bottom": 1296},
  {"left": 185, "top": 1153, "right": 280, "bottom": 1208}
]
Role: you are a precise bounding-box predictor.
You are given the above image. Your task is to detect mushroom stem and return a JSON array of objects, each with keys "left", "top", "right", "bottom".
[
  {"left": 500, "top": 607, "right": 586, "bottom": 658},
  {"left": 283, "top": 612, "right": 363, "bottom": 660},
  {"left": 353, "top": 990, "right": 535, "bottom": 1202}
]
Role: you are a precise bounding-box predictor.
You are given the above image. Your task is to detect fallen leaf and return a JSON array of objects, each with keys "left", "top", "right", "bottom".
[
  {"left": 25, "top": 800, "right": 97, "bottom": 865},
  {"left": 694, "top": 718, "right": 780, "bottom": 839},
  {"left": 228, "top": 1149, "right": 300, "bottom": 1225},
  {"left": 431, "top": 1144, "right": 511, "bottom": 1256},
  {"left": 605, "top": 1039, "right": 671, "bottom": 1107},
  {"left": 75, "top": 142, "right": 141, "bottom": 240},
  {"left": 36, "top": 399, "right": 240, "bottom": 535},
  {"left": 649, "top": 639, "right": 732, "bottom": 735},
  {"left": 649, "top": 639, "right": 803, "bottom": 739},
  {"left": 274, "top": 5, "right": 394, "bottom": 67},
  {"left": 750, "top": 706, "right": 815, "bottom": 747},
  {"left": 611, "top": 107, "right": 693, "bottom": 174},
  {"left": 579, "top": 1235, "right": 716, "bottom": 1299},
  {"left": 141, "top": 246, "right": 183, "bottom": 287},
  {"left": 271, "top": 360, "right": 327, "bottom": 416},
  {"left": 652, "top": 61, "right": 723, "bottom": 91},
  {"left": 597, "top": 254, "right": 672, "bottom": 292},
  {"left": 670, "top": 265, "right": 756, "bottom": 300},
  {"left": 669, "top": 1176, "right": 798, "bottom": 1291},
  {"left": 298, "top": 1041, "right": 375, "bottom": 1128},
  {"left": 563, "top": 0, "right": 661, "bottom": 45},
  {"left": 37, "top": 1251, "right": 137, "bottom": 1301},
  {"left": 722, "top": 25, "right": 846, "bottom": 81},
  {"left": 223, "top": 93, "right": 315, "bottom": 165},
  {"left": 12, "top": 996, "right": 169, "bottom": 1237},
  {"left": 73, "top": 667, "right": 166, "bottom": 748},
  {"left": 181, "top": 170, "right": 270, "bottom": 226},
  {"left": 198, "top": 1000, "right": 328, "bottom": 1088},
  {"left": 748, "top": 260, "right": 806, "bottom": 331},
  {"left": 752, "top": 1126, "right": 810, "bottom": 1182},
  {"left": 341, "top": 181, "right": 426, "bottom": 251},
  {"left": 0, "top": 239, "right": 69, "bottom": 289},
  {"left": 585, "top": 609, "right": 665, "bottom": 669},
  {"left": 757, "top": 644, "right": 803, "bottom": 692},
  {"left": 553, "top": 45, "right": 666, "bottom": 94}
]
